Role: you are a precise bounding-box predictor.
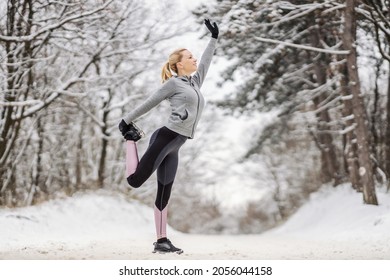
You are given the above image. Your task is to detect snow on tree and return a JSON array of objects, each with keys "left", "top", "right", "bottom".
[
  {"left": 0, "top": 0, "right": 178, "bottom": 206},
  {"left": 193, "top": 0, "right": 384, "bottom": 205}
]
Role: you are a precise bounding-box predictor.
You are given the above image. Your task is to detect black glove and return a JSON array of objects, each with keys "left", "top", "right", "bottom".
[
  {"left": 118, "top": 119, "right": 130, "bottom": 137},
  {"left": 204, "top": 19, "right": 219, "bottom": 39},
  {"left": 118, "top": 119, "right": 143, "bottom": 141}
]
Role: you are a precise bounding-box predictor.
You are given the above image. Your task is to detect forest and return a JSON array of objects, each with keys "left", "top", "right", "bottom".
[{"left": 1, "top": 0, "right": 390, "bottom": 234}]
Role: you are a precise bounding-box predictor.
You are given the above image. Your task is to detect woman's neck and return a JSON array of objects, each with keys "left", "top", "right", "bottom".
[{"left": 177, "top": 71, "right": 191, "bottom": 77}]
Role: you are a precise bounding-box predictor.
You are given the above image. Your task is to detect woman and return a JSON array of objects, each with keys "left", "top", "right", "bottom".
[{"left": 118, "top": 19, "right": 219, "bottom": 254}]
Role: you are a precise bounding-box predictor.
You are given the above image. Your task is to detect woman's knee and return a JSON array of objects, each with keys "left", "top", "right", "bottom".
[{"left": 127, "top": 175, "right": 142, "bottom": 188}]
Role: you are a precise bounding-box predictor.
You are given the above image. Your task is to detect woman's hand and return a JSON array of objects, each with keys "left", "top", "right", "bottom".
[
  {"left": 118, "top": 119, "right": 130, "bottom": 137},
  {"left": 204, "top": 19, "right": 219, "bottom": 39}
]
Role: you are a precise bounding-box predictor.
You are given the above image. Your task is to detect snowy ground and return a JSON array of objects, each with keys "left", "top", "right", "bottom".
[{"left": 0, "top": 185, "right": 389, "bottom": 260}]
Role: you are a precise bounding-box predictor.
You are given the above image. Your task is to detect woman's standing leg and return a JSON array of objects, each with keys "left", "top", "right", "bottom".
[
  {"left": 154, "top": 152, "right": 179, "bottom": 240},
  {"left": 152, "top": 135, "right": 186, "bottom": 254}
]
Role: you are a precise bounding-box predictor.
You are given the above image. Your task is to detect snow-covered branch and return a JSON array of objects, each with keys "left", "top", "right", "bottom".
[
  {"left": 356, "top": 6, "right": 390, "bottom": 37},
  {"left": 313, "top": 95, "right": 341, "bottom": 115},
  {"left": 0, "top": 0, "right": 114, "bottom": 43},
  {"left": 0, "top": 100, "right": 43, "bottom": 107},
  {"left": 2, "top": 55, "right": 56, "bottom": 67},
  {"left": 264, "top": 0, "right": 339, "bottom": 27},
  {"left": 61, "top": 99, "right": 105, "bottom": 128},
  {"left": 107, "top": 94, "right": 145, "bottom": 112},
  {"left": 339, "top": 123, "right": 357, "bottom": 135},
  {"left": 321, "top": 3, "right": 346, "bottom": 15},
  {"left": 254, "top": 36, "right": 350, "bottom": 55}
]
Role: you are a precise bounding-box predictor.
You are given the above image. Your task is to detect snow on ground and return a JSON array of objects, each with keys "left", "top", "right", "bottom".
[{"left": 0, "top": 185, "right": 389, "bottom": 260}]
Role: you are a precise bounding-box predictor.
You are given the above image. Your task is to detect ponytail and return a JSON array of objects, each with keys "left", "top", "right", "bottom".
[
  {"left": 161, "top": 62, "right": 172, "bottom": 83},
  {"left": 161, "top": 48, "right": 187, "bottom": 83}
]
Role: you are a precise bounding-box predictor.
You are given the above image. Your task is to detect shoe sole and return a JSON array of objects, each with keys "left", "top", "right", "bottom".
[{"left": 152, "top": 249, "right": 184, "bottom": 255}]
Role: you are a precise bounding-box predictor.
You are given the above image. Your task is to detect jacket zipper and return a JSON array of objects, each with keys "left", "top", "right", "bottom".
[{"left": 191, "top": 84, "right": 200, "bottom": 138}]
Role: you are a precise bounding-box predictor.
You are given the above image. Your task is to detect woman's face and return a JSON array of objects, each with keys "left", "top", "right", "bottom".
[{"left": 177, "top": 50, "right": 197, "bottom": 75}]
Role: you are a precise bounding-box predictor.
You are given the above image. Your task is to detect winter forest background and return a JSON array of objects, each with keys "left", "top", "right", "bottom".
[{"left": 1, "top": 0, "right": 390, "bottom": 235}]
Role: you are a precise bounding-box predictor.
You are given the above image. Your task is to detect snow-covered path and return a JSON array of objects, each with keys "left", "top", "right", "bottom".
[
  {"left": 1, "top": 234, "right": 388, "bottom": 260},
  {"left": 1, "top": 186, "right": 389, "bottom": 260}
]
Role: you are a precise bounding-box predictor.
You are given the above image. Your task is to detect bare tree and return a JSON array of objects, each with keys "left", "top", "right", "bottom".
[
  {"left": 342, "top": 0, "right": 378, "bottom": 204},
  {"left": 358, "top": 0, "right": 390, "bottom": 190},
  {"left": 0, "top": 0, "right": 180, "bottom": 206}
]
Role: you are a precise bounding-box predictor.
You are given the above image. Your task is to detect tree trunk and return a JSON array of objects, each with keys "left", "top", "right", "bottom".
[
  {"left": 32, "top": 115, "right": 46, "bottom": 204},
  {"left": 0, "top": 0, "right": 19, "bottom": 198},
  {"left": 0, "top": 0, "right": 33, "bottom": 206},
  {"left": 309, "top": 21, "right": 342, "bottom": 186},
  {"left": 343, "top": 0, "right": 378, "bottom": 205},
  {"left": 98, "top": 110, "right": 109, "bottom": 188},
  {"left": 76, "top": 117, "right": 84, "bottom": 187},
  {"left": 385, "top": 62, "right": 390, "bottom": 191},
  {"left": 339, "top": 63, "right": 361, "bottom": 191}
]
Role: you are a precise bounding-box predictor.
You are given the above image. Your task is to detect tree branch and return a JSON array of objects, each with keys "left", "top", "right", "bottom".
[
  {"left": 0, "top": 0, "right": 114, "bottom": 43},
  {"left": 254, "top": 36, "right": 350, "bottom": 55}
]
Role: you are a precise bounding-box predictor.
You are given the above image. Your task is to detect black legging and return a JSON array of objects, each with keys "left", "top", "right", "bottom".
[{"left": 127, "top": 126, "right": 187, "bottom": 211}]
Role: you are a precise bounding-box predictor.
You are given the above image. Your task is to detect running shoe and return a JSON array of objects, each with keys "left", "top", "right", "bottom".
[{"left": 152, "top": 239, "right": 183, "bottom": 254}]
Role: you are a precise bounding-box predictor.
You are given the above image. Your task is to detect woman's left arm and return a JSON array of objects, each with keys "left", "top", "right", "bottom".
[{"left": 192, "top": 19, "right": 219, "bottom": 88}]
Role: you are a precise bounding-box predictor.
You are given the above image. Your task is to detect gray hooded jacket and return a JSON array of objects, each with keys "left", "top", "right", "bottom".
[{"left": 123, "top": 37, "right": 217, "bottom": 139}]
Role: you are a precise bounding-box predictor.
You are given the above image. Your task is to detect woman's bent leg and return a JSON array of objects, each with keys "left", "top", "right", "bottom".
[
  {"left": 127, "top": 127, "right": 183, "bottom": 188},
  {"left": 126, "top": 141, "right": 139, "bottom": 177}
]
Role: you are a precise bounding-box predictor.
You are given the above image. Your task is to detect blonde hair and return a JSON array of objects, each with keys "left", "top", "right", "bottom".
[{"left": 161, "top": 48, "right": 187, "bottom": 83}]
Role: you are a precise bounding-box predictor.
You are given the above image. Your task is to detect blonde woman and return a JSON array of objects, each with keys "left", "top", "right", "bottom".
[{"left": 119, "top": 19, "right": 218, "bottom": 254}]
